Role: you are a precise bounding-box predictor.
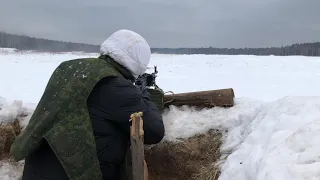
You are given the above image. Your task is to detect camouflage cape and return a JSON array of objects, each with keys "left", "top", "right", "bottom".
[{"left": 10, "top": 55, "right": 137, "bottom": 180}]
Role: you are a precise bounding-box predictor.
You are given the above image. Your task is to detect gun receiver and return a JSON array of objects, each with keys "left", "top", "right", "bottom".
[{"left": 135, "top": 66, "right": 158, "bottom": 89}]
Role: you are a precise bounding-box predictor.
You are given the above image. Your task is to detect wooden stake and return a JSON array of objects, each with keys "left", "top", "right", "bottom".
[{"left": 130, "top": 112, "right": 148, "bottom": 180}]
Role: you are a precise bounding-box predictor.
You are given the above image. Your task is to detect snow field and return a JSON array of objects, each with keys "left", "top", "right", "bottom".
[{"left": 1, "top": 49, "right": 320, "bottom": 180}]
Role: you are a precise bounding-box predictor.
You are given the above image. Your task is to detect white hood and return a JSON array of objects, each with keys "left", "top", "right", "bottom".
[{"left": 100, "top": 29, "right": 151, "bottom": 78}]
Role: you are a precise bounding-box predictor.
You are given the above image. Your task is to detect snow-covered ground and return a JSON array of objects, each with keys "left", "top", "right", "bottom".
[{"left": 1, "top": 48, "right": 320, "bottom": 180}]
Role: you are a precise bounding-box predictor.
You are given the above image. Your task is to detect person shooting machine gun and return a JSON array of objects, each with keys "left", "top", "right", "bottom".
[{"left": 10, "top": 29, "right": 165, "bottom": 180}]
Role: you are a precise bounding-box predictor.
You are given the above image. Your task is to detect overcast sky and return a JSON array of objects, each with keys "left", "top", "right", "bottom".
[{"left": 0, "top": 0, "right": 319, "bottom": 48}]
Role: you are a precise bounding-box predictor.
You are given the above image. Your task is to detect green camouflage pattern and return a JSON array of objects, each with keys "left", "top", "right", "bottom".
[{"left": 10, "top": 56, "right": 127, "bottom": 180}]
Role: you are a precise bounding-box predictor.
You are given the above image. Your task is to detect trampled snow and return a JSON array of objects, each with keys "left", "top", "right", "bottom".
[{"left": 1, "top": 50, "right": 320, "bottom": 180}]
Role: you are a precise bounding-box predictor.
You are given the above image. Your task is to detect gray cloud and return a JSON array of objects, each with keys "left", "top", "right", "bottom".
[{"left": 0, "top": 0, "right": 319, "bottom": 48}]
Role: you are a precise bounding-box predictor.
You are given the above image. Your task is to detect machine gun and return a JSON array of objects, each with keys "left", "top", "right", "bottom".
[
  {"left": 134, "top": 66, "right": 165, "bottom": 112},
  {"left": 134, "top": 66, "right": 158, "bottom": 90}
]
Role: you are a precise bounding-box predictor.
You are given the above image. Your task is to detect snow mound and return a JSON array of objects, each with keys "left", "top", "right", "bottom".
[
  {"left": 0, "top": 97, "right": 34, "bottom": 130},
  {"left": 219, "top": 96, "right": 320, "bottom": 180},
  {"left": 162, "top": 98, "right": 264, "bottom": 143},
  {"left": 0, "top": 161, "right": 24, "bottom": 180},
  {"left": 0, "top": 100, "right": 22, "bottom": 124}
]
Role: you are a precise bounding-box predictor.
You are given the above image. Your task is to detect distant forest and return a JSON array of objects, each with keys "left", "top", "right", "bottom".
[{"left": 1, "top": 32, "right": 320, "bottom": 56}]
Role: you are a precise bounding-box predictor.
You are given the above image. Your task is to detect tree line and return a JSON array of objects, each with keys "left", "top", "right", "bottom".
[
  {"left": 152, "top": 43, "right": 320, "bottom": 56},
  {"left": 1, "top": 32, "right": 320, "bottom": 56},
  {"left": 0, "top": 32, "right": 99, "bottom": 52}
]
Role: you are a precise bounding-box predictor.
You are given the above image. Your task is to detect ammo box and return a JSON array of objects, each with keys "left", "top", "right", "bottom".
[{"left": 147, "top": 87, "right": 164, "bottom": 112}]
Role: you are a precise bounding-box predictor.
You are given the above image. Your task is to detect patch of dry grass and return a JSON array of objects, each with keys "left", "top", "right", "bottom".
[
  {"left": 144, "top": 129, "right": 222, "bottom": 180},
  {"left": 0, "top": 119, "right": 21, "bottom": 160}
]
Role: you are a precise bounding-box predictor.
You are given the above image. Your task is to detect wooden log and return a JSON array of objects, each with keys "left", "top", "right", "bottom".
[
  {"left": 163, "top": 88, "right": 235, "bottom": 108},
  {"left": 130, "top": 112, "right": 148, "bottom": 180}
]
